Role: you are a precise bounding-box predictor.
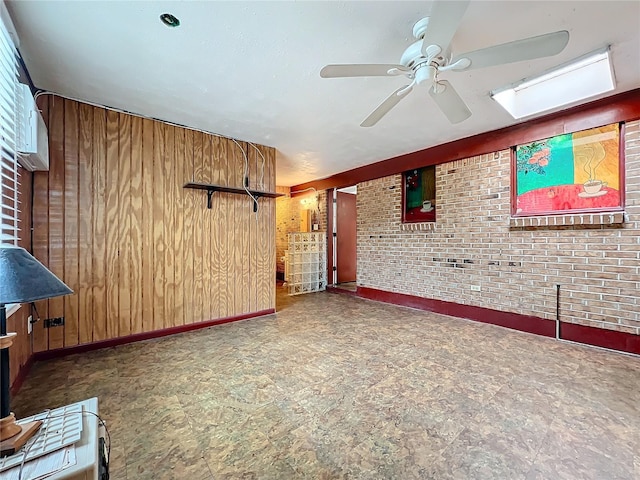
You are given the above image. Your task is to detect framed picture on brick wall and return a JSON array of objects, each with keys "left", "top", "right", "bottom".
[
  {"left": 402, "top": 165, "right": 436, "bottom": 223},
  {"left": 512, "top": 123, "right": 625, "bottom": 217}
]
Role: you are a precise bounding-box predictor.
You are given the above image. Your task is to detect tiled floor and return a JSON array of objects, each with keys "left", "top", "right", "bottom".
[
  {"left": 333, "top": 282, "right": 357, "bottom": 293},
  {"left": 12, "top": 286, "right": 640, "bottom": 479}
]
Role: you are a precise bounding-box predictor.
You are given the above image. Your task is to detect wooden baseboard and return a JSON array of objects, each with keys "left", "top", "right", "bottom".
[
  {"left": 10, "top": 354, "right": 34, "bottom": 397},
  {"left": 33, "top": 309, "right": 276, "bottom": 361}
]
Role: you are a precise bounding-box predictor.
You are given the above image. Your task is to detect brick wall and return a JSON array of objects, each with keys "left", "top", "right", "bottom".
[
  {"left": 317, "top": 190, "right": 328, "bottom": 233},
  {"left": 275, "top": 188, "right": 327, "bottom": 274},
  {"left": 357, "top": 120, "right": 640, "bottom": 335}
]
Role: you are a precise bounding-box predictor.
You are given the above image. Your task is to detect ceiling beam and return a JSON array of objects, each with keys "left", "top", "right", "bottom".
[{"left": 291, "top": 88, "right": 640, "bottom": 193}]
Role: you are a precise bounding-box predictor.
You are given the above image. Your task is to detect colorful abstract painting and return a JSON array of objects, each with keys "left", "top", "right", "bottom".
[{"left": 513, "top": 123, "right": 623, "bottom": 216}]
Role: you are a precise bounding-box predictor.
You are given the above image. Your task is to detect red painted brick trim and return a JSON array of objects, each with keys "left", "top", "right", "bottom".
[
  {"left": 356, "top": 287, "right": 640, "bottom": 355},
  {"left": 560, "top": 322, "right": 640, "bottom": 356},
  {"left": 10, "top": 354, "right": 34, "bottom": 397},
  {"left": 33, "top": 309, "right": 276, "bottom": 361},
  {"left": 357, "top": 286, "right": 556, "bottom": 337}
]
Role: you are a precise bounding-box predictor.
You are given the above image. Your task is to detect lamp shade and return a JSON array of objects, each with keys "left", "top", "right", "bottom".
[{"left": 0, "top": 245, "right": 73, "bottom": 305}]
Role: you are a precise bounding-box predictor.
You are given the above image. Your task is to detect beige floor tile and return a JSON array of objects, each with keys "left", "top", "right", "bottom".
[{"left": 12, "top": 285, "right": 640, "bottom": 479}]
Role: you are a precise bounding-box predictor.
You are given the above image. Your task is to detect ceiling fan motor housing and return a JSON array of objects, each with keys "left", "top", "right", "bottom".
[
  {"left": 400, "top": 38, "right": 448, "bottom": 71},
  {"left": 412, "top": 17, "right": 431, "bottom": 39}
]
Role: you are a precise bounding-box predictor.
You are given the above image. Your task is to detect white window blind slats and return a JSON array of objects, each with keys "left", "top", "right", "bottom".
[
  {"left": 0, "top": 137, "right": 16, "bottom": 156},
  {"left": 1, "top": 190, "right": 19, "bottom": 201},
  {"left": 0, "top": 42, "right": 12, "bottom": 64},
  {"left": 0, "top": 22, "right": 16, "bottom": 56},
  {"left": 0, "top": 58, "right": 16, "bottom": 87},
  {"left": 0, "top": 169, "right": 20, "bottom": 184},
  {"left": 0, "top": 35, "right": 14, "bottom": 56},
  {"left": 0, "top": 208, "right": 21, "bottom": 220},
  {"left": 0, "top": 54, "right": 14, "bottom": 76},
  {"left": 0, "top": 214, "right": 17, "bottom": 226},
  {"left": 0, "top": 121, "right": 16, "bottom": 144},
  {"left": 0, "top": 235, "right": 20, "bottom": 244},
  {"left": 0, "top": 189, "right": 20, "bottom": 203},
  {"left": 0, "top": 10, "right": 19, "bottom": 246},
  {"left": 0, "top": 79, "right": 15, "bottom": 107},
  {"left": 0, "top": 56, "right": 14, "bottom": 83},
  {"left": 0, "top": 65, "right": 15, "bottom": 87},
  {"left": 0, "top": 100, "right": 16, "bottom": 128},
  {"left": 0, "top": 109, "right": 15, "bottom": 132}
]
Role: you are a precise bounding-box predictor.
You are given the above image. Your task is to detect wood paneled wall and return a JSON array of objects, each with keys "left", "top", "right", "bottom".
[
  {"left": 8, "top": 167, "right": 32, "bottom": 386},
  {"left": 32, "top": 96, "right": 276, "bottom": 352}
]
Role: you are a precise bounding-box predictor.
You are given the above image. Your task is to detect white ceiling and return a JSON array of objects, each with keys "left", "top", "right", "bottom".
[{"left": 6, "top": 1, "right": 640, "bottom": 187}]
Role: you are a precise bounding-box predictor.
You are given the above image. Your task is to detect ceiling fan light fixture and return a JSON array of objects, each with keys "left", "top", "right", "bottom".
[
  {"left": 414, "top": 65, "right": 437, "bottom": 86},
  {"left": 491, "top": 46, "right": 614, "bottom": 119},
  {"left": 160, "top": 13, "right": 180, "bottom": 28}
]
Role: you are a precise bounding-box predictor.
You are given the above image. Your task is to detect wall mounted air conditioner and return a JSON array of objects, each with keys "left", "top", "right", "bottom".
[{"left": 17, "top": 83, "right": 49, "bottom": 171}]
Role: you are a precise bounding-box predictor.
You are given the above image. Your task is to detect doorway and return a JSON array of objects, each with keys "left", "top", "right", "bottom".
[{"left": 331, "top": 186, "right": 357, "bottom": 291}]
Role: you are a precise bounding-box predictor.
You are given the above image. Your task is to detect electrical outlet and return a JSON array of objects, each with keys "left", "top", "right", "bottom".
[
  {"left": 44, "top": 316, "right": 65, "bottom": 328},
  {"left": 470, "top": 285, "right": 481, "bottom": 292},
  {"left": 27, "top": 315, "right": 33, "bottom": 334}
]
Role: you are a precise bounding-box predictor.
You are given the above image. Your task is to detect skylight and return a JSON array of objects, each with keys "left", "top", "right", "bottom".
[{"left": 491, "top": 47, "right": 615, "bottom": 119}]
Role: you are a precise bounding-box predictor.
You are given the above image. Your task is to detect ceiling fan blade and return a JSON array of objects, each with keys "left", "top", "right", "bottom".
[
  {"left": 361, "top": 84, "right": 414, "bottom": 127},
  {"left": 421, "top": 0, "right": 470, "bottom": 57},
  {"left": 452, "top": 30, "right": 570, "bottom": 70},
  {"left": 320, "top": 64, "right": 409, "bottom": 78},
  {"left": 429, "top": 80, "right": 471, "bottom": 124}
]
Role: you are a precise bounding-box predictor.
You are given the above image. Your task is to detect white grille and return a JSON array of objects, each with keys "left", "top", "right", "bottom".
[{"left": 0, "top": 403, "right": 84, "bottom": 473}]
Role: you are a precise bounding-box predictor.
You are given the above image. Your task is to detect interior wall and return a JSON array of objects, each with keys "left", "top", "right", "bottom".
[
  {"left": 8, "top": 167, "right": 32, "bottom": 387},
  {"left": 275, "top": 189, "right": 327, "bottom": 274},
  {"left": 275, "top": 186, "right": 292, "bottom": 275},
  {"left": 357, "top": 120, "right": 640, "bottom": 335},
  {"left": 31, "top": 95, "right": 276, "bottom": 352}
]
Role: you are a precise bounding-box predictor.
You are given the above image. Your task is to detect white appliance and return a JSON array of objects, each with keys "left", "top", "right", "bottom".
[
  {"left": 17, "top": 83, "right": 49, "bottom": 171},
  {"left": 0, "top": 398, "right": 101, "bottom": 480}
]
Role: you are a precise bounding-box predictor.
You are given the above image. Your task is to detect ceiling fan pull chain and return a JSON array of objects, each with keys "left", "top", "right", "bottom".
[{"left": 432, "top": 82, "right": 446, "bottom": 95}]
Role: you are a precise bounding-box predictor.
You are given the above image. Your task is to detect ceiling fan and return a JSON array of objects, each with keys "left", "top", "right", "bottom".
[{"left": 320, "top": 0, "right": 569, "bottom": 127}]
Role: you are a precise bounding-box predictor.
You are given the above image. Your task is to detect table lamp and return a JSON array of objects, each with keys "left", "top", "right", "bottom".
[{"left": 0, "top": 245, "right": 73, "bottom": 457}]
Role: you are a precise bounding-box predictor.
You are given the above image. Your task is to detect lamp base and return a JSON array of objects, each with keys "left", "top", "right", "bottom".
[
  {"left": 0, "top": 332, "right": 17, "bottom": 349},
  {"left": 0, "top": 413, "right": 42, "bottom": 457}
]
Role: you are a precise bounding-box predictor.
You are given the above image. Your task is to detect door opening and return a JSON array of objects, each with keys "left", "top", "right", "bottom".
[{"left": 334, "top": 186, "right": 357, "bottom": 291}]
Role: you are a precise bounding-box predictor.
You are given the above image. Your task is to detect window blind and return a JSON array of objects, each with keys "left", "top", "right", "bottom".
[{"left": 0, "top": 9, "right": 19, "bottom": 246}]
